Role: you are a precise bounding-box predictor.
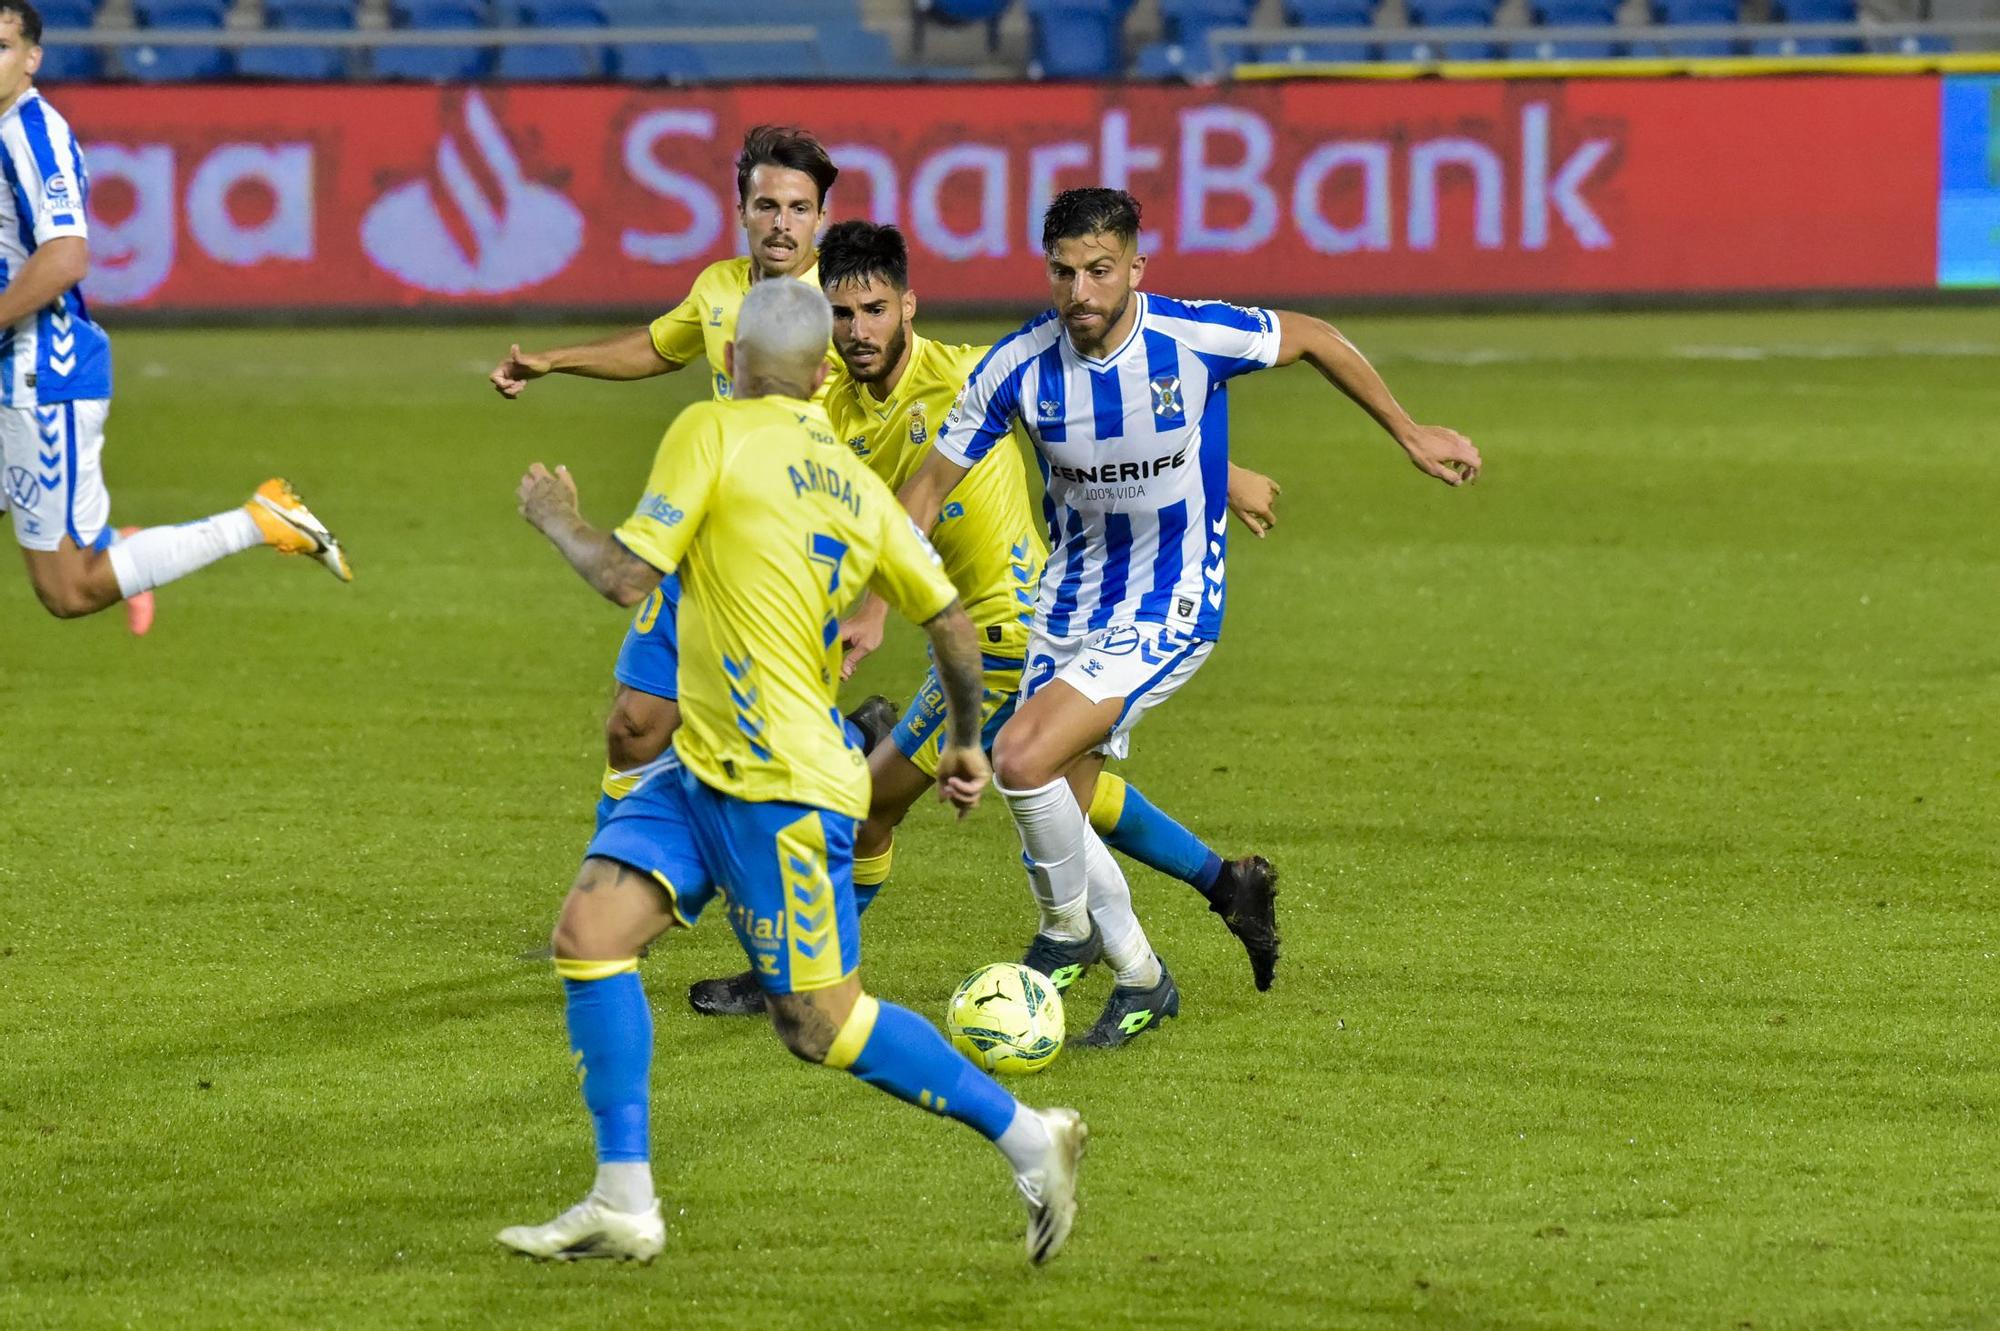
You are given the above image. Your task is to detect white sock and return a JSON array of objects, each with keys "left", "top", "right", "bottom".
[
  {"left": 1083, "top": 832, "right": 1162, "bottom": 989},
  {"left": 591, "top": 1161, "right": 656, "bottom": 1213},
  {"left": 998, "top": 778, "right": 1092, "bottom": 941},
  {"left": 994, "top": 1103, "right": 1053, "bottom": 1176},
  {"left": 108, "top": 508, "right": 261, "bottom": 599}
]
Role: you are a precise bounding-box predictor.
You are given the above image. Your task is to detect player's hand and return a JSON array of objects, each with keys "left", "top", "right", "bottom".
[
  {"left": 1398, "top": 423, "right": 1481, "bottom": 486},
  {"left": 839, "top": 597, "right": 890, "bottom": 681},
  {"left": 935, "top": 744, "right": 990, "bottom": 820},
  {"left": 491, "top": 344, "right": 551, "bottom": 399},
  {"left": 517, "top": 462, "right": 578, "bottom": 531},
  {"left": 1228, "top": 464, "right": 1281, "bottom": 538}
]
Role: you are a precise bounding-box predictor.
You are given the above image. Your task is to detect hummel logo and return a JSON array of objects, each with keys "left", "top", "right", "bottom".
[{"left": 1038, "top": 399, "right": 1062, "bottom": 420}]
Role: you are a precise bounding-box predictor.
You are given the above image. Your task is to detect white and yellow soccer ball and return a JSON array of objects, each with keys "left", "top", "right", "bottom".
[{"left": 945, "top": 962, "right": 1066, "bottom": 1075}]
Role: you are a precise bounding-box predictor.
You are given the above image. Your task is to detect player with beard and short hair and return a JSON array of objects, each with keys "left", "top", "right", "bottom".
[{"left": 897, "top": 188, "right": 1482, "bottom": 1048}]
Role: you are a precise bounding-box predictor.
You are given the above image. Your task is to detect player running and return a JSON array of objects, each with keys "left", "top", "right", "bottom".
[
  {"left": 488, "top": 125, "right": 892, "bottom": 843},
  {"left": 0, "top": 1, "right": 348, "bottom": 627},
  {"left": 503, "top": 277, "right": 1086, "bottom": 1265},
  {"left": 899, "top": 188, "right": 1483, "bottom": 1049},
  {"left": 683, "top": 219, "right": 1283, "bottom": 1018}
]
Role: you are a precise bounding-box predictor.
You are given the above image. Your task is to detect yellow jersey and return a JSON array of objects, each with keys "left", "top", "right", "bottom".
[
  {"left": 649, "top": 257, "right": 833, "bottom": 403},
  {"left": 824, "top": 334, "right": 1047, "bottom": 659},
  {"left": 614, "top": 395, "right": 960, "bottom": 819}
]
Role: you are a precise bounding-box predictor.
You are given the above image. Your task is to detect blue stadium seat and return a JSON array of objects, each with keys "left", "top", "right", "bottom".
[
  {"left": 1027, "top": 0, "right": 1122, "bottom": 77},
  {"left": 126, "top": 0, "right": 232, "bottom": 81},
  {"left": 237, "top": 0, "right": 357, "bottom": 82},
  {"left": 912, "top": 0, "right": 1010, "bottom": 56},
  {"left": 36, "top": 0, "right": 102, "bottom": 83},
  {"left": 1384, "top": 0, "right": 1500, "bottom": 60},
  {"left": 1648, "top": 0, "right": 1737, "bottom": 55},
  {"left": 1265, "top": 0, "right": 1377, "bottom": 62},
  {"left": 610, "top": 41, "right": 704, "bottom": 82},
  {"left": 1756, "top": 0, "right": 1860, "bottom": 52},
  {"left": 1508, "top": 0, "right": 1620, "bottom": 58},
  {"left": 692, "top": 39, "right": 821, "bottom": 79},
  {"left": 496, "top": 0, "right": 605, "bottom": 81},
  {"left": 817, "top": 24, "right": 899, "bottom": 77},
  {"left": 372, "top": 0, "right": 493, "bottom": 82},
  {"left": 1133, "top": 39, "right": 1218, "bottom": 79}
]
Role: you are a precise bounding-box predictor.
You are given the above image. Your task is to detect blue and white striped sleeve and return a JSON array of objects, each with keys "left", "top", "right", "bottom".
[
  {"left": 1149, "top": 296, "right": 1281, "bottom": 384},
  {"left": 4, "top": 100, "right": 89, "bottom": 245},
  {"left": 934, "top": 338, "right": 1028, "bottom": 469}
]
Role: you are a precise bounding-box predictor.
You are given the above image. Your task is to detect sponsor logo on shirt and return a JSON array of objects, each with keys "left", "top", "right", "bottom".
[
  {"left": 1047, "top": 447, "right": 1189, "bottom": 486},
  {"left": 637, "top": 492, "right": 685, "bottom": 526}
]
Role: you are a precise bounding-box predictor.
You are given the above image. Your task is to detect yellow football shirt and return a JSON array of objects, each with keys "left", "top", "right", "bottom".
[
  {"left": 614, "top": 396, "right": 959, "bottom": 819},
  {"left": 648, "top": 257, "right": 832, "bottom": 403},
  {"left": 824, "top": 335, "right": 1047, "bottom": 659}
]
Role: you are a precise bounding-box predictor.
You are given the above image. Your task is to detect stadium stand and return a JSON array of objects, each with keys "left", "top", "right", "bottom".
[
  {"left": 237, "top": 0, "right": 359, "bottom": 82},
  {"left": 1026, "top": 0, "right": 1125, "bottom": 76},
  {"left": 23, "top": 0, "right": 1977, "bottom": 84},
  {"left": 495, "top": 0, "right": 608, "bottom": 81},
  {"left": 1510, "top": 0, "right": 1623, "bottom": 58},
  {"left": 126, "top": 0, "right": 232, "bottom": 82},
  {"left": 36, "top": 0, "right": 103, "bottom": 82},
  {"left": 370, "top": 0, "right": 493, "bottom": 82}
]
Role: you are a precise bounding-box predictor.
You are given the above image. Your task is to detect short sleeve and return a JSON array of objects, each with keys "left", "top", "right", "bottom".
[
  {"left": 934, "top": 346, "right": 1024, "bottom": 469},
  {"left": 647, "top": 289, "right": 706, "bottom": 367},
  {"left": 869, "top": 505, "right": 958, "bottom": 625},
  {"left": 1155, "top": 299, "right": 1281, "bottom": 383},
  {"left": 613, "top": 405, "right": 723, "bottom": 574},
  {"left": 5, "top": 105, "right": 88, "bottom": 245}
]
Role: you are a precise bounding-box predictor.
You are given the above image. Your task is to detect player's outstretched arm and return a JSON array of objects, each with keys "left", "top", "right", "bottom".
[
  {"left": 1274, "top": 312, "right": 1481, "bottom": 487},
  {"left": 490, "top": 328, "right": 683, "bottom": 399},
  {"left": 516, "top": 462, "right": 661, "bottom": 606},
  {"left": 0, "top": 237, "right": 87, "bottom": 328},
  {"left": 921, "top": 599, "right": 991, "bottom": 819},
  {"left": 895, "top": 449, "right": 974, "bottom": 537},
  {"left": 1227, "top": 463, "right": 1282, "bottom": 538}
]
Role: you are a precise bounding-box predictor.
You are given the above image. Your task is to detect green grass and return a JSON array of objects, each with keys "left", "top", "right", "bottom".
[{"left": 2, "top": 306, "right": 1996, "bottom": 1329}]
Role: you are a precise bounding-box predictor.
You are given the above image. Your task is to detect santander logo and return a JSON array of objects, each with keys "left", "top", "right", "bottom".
[{"left": 360, "top": 90, "right": 583, "bottom": 296}]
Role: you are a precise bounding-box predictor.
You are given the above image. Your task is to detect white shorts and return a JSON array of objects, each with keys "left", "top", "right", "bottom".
[
  {"left": 1022, "top": 623, "right": 1215, "bottom": 760},
  {"left": 1, "top": 398, "right": 112, "bottom": 552}
]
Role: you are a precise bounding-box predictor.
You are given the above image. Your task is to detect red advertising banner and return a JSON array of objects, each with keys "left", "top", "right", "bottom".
[{"left": 57, "top": 78, "right": 1939, "bottom": 311}]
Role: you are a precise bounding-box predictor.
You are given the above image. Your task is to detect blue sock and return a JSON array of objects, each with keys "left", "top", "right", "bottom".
[
  {"left": 1094, "top": 776, "right": 1225, "bottom": 899},
  {"left": 562, "top": 970, "right": 651, "bottom": 1163},
  {"left": 833, "top": 996, "right": 1017, "bottom": 1140}
]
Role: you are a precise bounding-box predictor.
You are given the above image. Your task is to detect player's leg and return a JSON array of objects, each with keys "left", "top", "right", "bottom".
[
  {"left": 722, "top": 794, "right": 1086, "bottom": 1264},
  {"left": 498, "top": 773, "right": 716, "bottom": 1262},
  {"left": 6, "top": 401, "right": 350, "bottom": 616},
  {"left": 1088, "top": 771, "right": 1281, "bottom": 992}
]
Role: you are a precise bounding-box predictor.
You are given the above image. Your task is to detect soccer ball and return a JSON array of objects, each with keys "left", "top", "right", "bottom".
[{"left": 945, "top": 962, "right": 1065, "bottom": 1075}]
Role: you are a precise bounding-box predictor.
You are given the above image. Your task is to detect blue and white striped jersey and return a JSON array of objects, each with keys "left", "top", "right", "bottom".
[
  {"left": 0, "top": 89, "right": 110, "bottom": 407},
  {"left": 935, "top": 293, "right": 1279, "bottom": 641}
]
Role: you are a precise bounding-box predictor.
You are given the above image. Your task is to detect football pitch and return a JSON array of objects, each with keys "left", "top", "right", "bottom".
[{"left": 2, "top": 305, "right": 1995, "bottom": 1330}]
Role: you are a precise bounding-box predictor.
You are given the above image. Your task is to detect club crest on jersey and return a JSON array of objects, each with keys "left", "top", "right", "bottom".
[
  {"left": 1150, "top": 375, "right": 1182, "bottom": 418},
  {"left": 908, "top": 405, "right": 928, "bottom": 447}
]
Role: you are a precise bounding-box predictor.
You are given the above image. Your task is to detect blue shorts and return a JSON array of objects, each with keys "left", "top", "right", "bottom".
[
  {"left": 889, "top": 653, "right": 1021, "bottom": 778},
  {"left": 585, "top": 760, "right": 861, "bottom": 995},
  {"left": 613, "top": 574, "right": 681, "bottom": 700}
]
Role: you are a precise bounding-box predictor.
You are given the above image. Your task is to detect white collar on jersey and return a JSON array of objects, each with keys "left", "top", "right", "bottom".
[{"left": 1065, "top": 293, "right": 1147, "bottom": 369}]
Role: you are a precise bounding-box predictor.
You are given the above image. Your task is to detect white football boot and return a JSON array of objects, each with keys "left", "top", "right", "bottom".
[
  {"left": 1015, "top": 1107, "right": 1088, "bottom": 1264},
  {"left": 496, "top": 1194, "right": 665, "bottom": 1262}
]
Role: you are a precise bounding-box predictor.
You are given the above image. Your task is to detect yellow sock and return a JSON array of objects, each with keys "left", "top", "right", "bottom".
[{"left": 1088, "top": 772, "right": 1128, "bottom": 835}]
